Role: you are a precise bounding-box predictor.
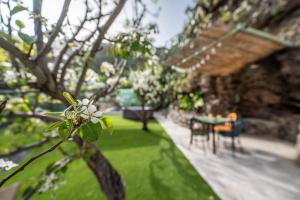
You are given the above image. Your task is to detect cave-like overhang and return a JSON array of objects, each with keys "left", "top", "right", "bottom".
[{"left": 164, "top": 24, "right": 292, "bottom": 76}]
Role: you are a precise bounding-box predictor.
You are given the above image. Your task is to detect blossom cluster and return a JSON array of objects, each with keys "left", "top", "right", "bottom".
[
  {"left": 4, "top": 70, "right": 17, "bottom": 82},
  {"left": 100, "top": 62, "right": 115, "bottom": 77},
  {"left": 64, "top": 97, "right": 103, "bottom": 125},
  {"left": 130, "top": 67, "right": 163, "bottom": 104},
  {"left": 0, "top": 159, "right": 18, "bottom": 171},
  {"left": 39, "top": 173, "right": 61, "bottom": 193},
  {"left": 84, "top": 62, "right": 119, "bottom": 93},
  {"left": 77, "top": 98, "right": 103, "bottom": 123}
]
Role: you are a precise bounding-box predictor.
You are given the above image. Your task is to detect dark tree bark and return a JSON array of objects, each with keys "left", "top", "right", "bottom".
[
  {"left": 74, "top": 136, "right": 125, "bottom": 200},
  {"left": 141, "top": 96, "right": 148, "bottom": 131}
]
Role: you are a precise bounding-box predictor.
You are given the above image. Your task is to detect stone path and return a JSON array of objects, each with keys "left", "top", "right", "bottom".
[{"left": 154, "top": 113, "right": 300, "bottom": 200}]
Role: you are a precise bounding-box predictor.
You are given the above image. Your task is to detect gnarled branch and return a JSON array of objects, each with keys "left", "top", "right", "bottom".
[
  {"left": 0, "top": 37, "right": 33, "bottom": 68},
  {"left": 0, "top": 136, "right": 58, "bottom": 158},
  {"left": 34, "top": 0, "right": 72, "bottom": 61},
  {"left": 75, "top": 0, "right": 128, "bottom": 97},
  {"left": 52, "top": 0, "right": 90, "bottom": 76}
]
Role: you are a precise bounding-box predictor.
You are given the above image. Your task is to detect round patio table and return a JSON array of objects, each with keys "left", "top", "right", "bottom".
[{"left": 194, "top": 116, "right": 231, "bottom": 154}]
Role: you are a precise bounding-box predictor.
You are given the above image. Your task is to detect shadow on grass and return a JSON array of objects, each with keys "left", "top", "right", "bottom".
[
  {"left": 147, "top": 130, "right": 218, "bottom": 200},
  {"left": 98, "top": 128, "right": 160, "bottom": 151},
  {"left": 97, "top": 116, "right": 218, "bottom": 199}
]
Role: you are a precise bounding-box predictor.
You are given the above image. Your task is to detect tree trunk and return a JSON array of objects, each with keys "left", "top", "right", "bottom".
[
  {"left": 74, "top": 136, "right": 125, "bottom": 200},
  {"left": 141, "top": 96, "right": 148, "bottom": 131}
]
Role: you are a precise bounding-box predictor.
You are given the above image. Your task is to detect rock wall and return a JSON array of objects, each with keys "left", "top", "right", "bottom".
[
  {"left": 192, "top": 1, "right": 300, "bottom": 142},
  {"left": 198, "top": 47, "right": 300, "bottom": 142}
]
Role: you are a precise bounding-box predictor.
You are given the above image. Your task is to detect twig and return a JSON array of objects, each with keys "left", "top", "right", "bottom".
[
  {"left": 22, "top": 153, "right": 79, "bottom": 200},
  {"left": 0, "top": 140, "right": 63, "bottom": 187},
  {"left": 0, "top": 89, "right": 38, "bottom": 95},
  {"left": 0, "top": 99, "right": 7, "bottom": 114},
  {"left": 0, "top": 136, "right": 57, "bottom": 158},
  {"left": 9, "top": 112, "right": 61, "bottom": 122}
]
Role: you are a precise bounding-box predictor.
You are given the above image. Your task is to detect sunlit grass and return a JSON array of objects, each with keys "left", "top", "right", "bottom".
[{"left": 0, "top": 115, "right": 218, "bottom": 200}]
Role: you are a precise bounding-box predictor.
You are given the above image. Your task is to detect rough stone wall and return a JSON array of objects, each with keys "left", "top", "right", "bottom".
[
  {"left": 193, "top": 1, "right": 300, "bottom": 142},
  {"left": 200, "top": 47, "right": 300, "bottom": 142},
  {"left": 168, "top": 48, "right": 300, "bottom": 142}
]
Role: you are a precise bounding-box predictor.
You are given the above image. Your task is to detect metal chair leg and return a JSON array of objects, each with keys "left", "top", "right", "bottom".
[
  {"left": 237, "top": 137, "right": 243, "bottom": 152},
  {"left": 201, "top": 139, "right": 206, "bottom": 154},
  {"left": 231, "top": 136, "right": 236, "bottom": 158},
  {"left": 190, "top": 132, "right": 193, "bottom": 145},
  {"left": 189, "top": 132, "right": 193, "bottom": 150}
]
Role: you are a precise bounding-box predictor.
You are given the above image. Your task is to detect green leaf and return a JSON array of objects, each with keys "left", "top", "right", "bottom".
[
  {"left": 102, "top": 117, "right": 113, "bottom": 134},
  {"left": 63, "top": 92, "right": 77, "bottom": 106},
  {"left": 121, "top": 50, "right": 130, "bottom": 59},
  {"left": 11, "top": 4, "right": 27, "bottom": 16},
  {"left": 130, "top": 41, "right": 140, "bottom": 51},
  {"left": 45, "top": 161, "right": 56, "bottom": 172},
  {"left": 0, "top": 31, "right": 12, "bottom": 41},
  {"left": 79, "top": 121, "right": 102, "bottom": 142},
  {"left": 22, "top": 185, "right": 34, "bottom": 199},
  {"left": 15, "top": 20, "right": 25, "bottom": 29},
  {"left": 46, "top": 121, "right": 64, "bottom": 132},
  {"left": 18, "top": 32, "right": 34, "bottom": 44},
  {"left": 58, "top": 120, "right": 73, "bottom": 140}
]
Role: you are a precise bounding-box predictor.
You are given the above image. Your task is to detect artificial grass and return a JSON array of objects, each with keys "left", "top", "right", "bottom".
[{"left": 0, "top": 115, "right": 219, "bottom": 200}]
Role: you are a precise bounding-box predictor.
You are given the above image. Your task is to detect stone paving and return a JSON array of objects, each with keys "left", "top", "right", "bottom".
[{"left": 154, "top": 113, "right": 300, "bottom": 200}]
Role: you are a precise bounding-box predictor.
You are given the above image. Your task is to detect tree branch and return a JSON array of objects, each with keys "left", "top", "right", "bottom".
[
  {"left": 0, "top": 99, "right": 7, "bottom": 114},
  {"left": 59, "top": 49, "right": 80, "bottom": 86},
  {"left": 0, "top": 89, "right": 38, "bottom": 95},
  {"left": 22, "top": 154, "right": 77, "bottom": 199},
  {"left": 33, "top": 0, "right": 44, "bottom": 51},
  {"left": 9, "top": 112, "right": 61, "bottom": 122},
  {"left": 52, "top": 0, "right": 89, "bottom": 76},
  {"left": 75, "top": 0, "right": 128, "bottom": 97},
  {"left": 34, "top": 0, "right": 72, "bottom": 61},
  {"left": 0, "top": 37, "right": 48, "bottom": 82},
  {"left": 93, "top": 60, "right": 127, "bottom": 101},
  {"left": 0, "top": 37, "right": 33, "bottom": 67},
  {"left": 0, "top": 136, "right": 57, "bottom": 158},
  {"left": 0, "top": 81, "right": 37, "bottom": 90},
  {"left": 0, "top": 139, "right": 63, "bottom": 188}
]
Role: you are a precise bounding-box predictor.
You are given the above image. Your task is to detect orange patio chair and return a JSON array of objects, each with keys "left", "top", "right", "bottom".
[{"left": 214, "top": 112, "right": 237, "bottom": 133}]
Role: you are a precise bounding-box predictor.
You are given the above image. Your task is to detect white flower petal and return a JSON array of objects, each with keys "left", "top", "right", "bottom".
[
  {"left": 94, "top": 111, "right": 102, "bottom": 117},
  {"left": 0, "top": 159, "right": 17, "bottom": 171},
  {"left": 81, "top": 106, "right": 88, "bottom": 114},
  {"left": 91, "top": 117, "right": 99, "bottom": 124},
  {"left": 82, "top": 98, "right": 89, "bottom": 106},
  {"left": 88, "top": 105, "right": 97, "bottom": 113},
  {"left": 80, "top": 114, "right": 89, "bottom": 119},
  {"left": 77, "top": 100, "right": 82, "bottom": 105}
]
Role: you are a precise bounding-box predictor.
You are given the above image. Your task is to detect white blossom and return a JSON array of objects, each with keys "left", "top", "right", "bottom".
[
  {"left": 64, "top": 68, "right": 78, "bottom": 89},
  {"left": 130, "top": 66, "right": 163, "bottom": 104},
  {"left": 77, "top": 98, "right": 89, "bottom": 106},
  {"left": 106, "top": 77, "right": 118, "bottom": 86},
  {"left": 4, "top": 70, "right": 17, "bottom": 82},
  {"left": 0, "top": 159, "right": 18, "bottom": 171},
  {"left": 78, "top": 100, "right": 103, "bottom": 124},
  {"left": 39, "top": 173, "right": 59, "bottom": 193},
  {"left": 100, "top": 62, "right": 115, "bottom": 77}
]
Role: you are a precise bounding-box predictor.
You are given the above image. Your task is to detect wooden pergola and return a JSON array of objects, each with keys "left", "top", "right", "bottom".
[{"left": 165, "top": 24, "right": 292, "bottom": 76}]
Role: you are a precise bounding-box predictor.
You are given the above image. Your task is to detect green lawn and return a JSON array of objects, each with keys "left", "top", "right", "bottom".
[{"left": 0, "top": 115, "right": 219, "bottom": 200}]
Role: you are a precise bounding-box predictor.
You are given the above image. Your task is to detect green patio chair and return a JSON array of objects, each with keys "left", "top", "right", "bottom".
[{"left": 190, "top": 118, "right": 210, "bottom": 152}]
